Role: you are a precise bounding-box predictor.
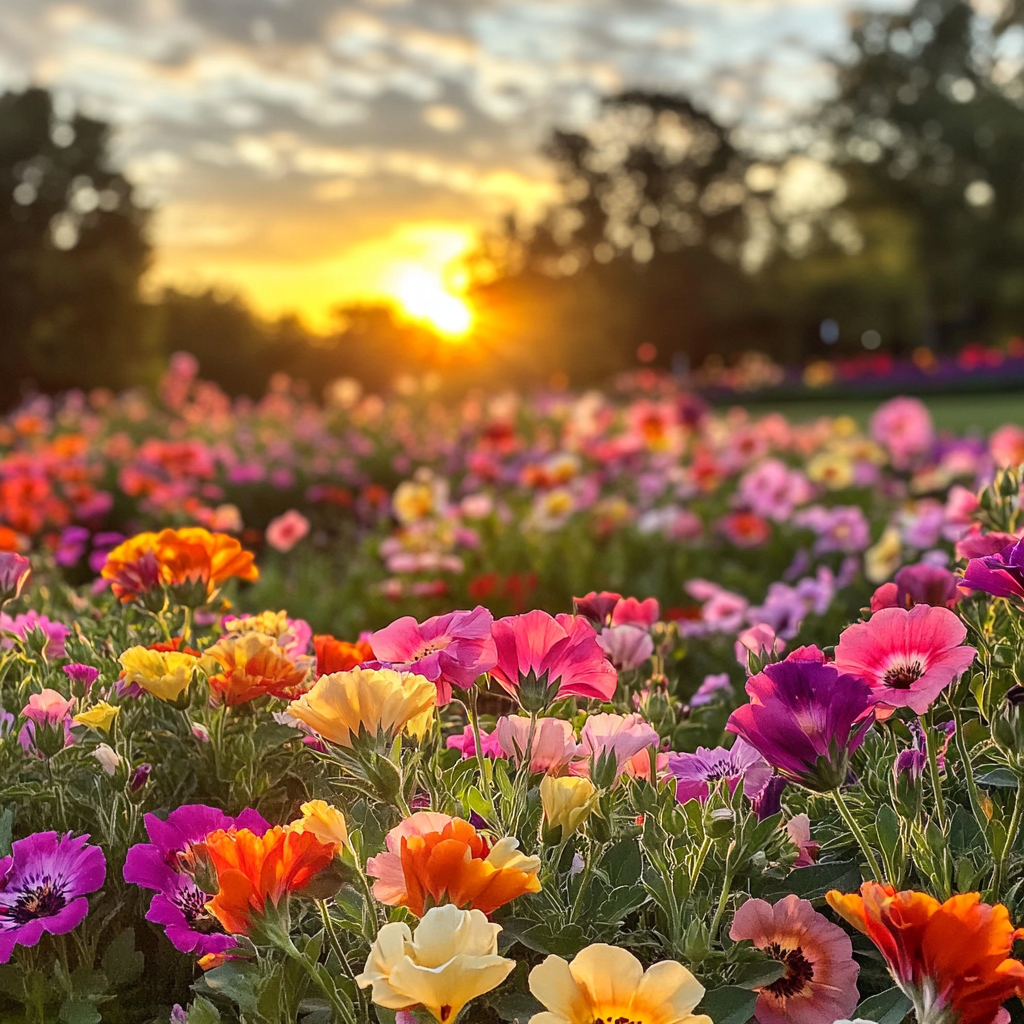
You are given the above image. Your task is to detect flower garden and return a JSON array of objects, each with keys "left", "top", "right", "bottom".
[{"left": 3, "top": 355, "right": 1024, "bottom": 1024}]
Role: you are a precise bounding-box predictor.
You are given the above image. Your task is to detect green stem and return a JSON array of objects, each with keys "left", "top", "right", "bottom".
[
  {"left": 285, "top": 937, "right": 355, "bottom": 1024},
  {"left": 689, "top": 835, "right": 713, "bottom": 890},
  {"left": 951, "top": 704, "right": 987, "bottom": 832},
  {"left": 709, "top": 844, "right": 735, "bottom": 940},
  {"left": 468, "top": 683, "right": 490, "bottom": 799},
  {"left": 832, "top": 787, "right": 885, "bottom": 882},
  {"left": 925, "top": 715, "right": 948, "bottom": 831},
  {"left": 992, "top": 778, "right": 1024, "bottom": 899}
]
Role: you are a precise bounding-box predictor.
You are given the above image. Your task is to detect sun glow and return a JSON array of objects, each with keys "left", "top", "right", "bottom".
[{"left": 393, "top": 267, "right": 474, "bottom": 340}]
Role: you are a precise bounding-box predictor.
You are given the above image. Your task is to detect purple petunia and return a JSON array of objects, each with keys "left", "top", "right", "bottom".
[
  {"left": 0, "top": 832, "right": 106, "bottom": 962},
  {"left": 667, "top": 739, "right": 772, "bottom": 805},
  {"left": 123, "top": 804, "right": 269, "bottom": 956},
  {"left": 726, "top": 658, "right": 875, "bottom": 793},
  {"left": 962, "top": 537, "right": 1024, "bottom": 601}
]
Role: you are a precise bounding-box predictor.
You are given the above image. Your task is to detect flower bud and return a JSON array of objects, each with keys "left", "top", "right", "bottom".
[
  {"left": 890, "top": 749, "right": 925, "bottom": 819},
  {"left": 129, "top": 762, "right": 152, "bottom": 797},
  {"left": 540, "top": 775, "right": 597, "bottom": 844}
]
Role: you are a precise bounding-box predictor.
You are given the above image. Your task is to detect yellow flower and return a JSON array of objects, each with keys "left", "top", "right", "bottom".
[
  {"left": 222, "top": 610, "right": 292, "bottom": 639},
  {"left": 540, "top": 776, "right": 597, "bottom": 840},
  {"left": 356, "top": 905, "right": 515, "bottom": 1023},
  {"left": 119, "top": 647, "right": 199, "bottom": 704},
  {"left": 287, "top": 666, "right": 436, "bottom": 748},
  {"left": 73, "top": 701, "right": 120, "bottom": 734},
  {"left": 865, "top": 525, "right": 902, "bottom": 584},
  {"left": 405, "top": 706, "right": 436, "bottom": 742},
  {"left": 288, "top": 799, "right": 350, "bottom": 850},
  {"left": 393, "top": 480, "right": 437, "bottom": 525},
  {"left": 806, "top": 451, "right": 855, "bottom": 490},
  {"left": 528, "top": 943, "right": 712, "bottom": 1024}
]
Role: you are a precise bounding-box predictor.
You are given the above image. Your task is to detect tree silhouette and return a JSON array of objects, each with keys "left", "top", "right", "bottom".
[{"left": 0, "top": 87, "right": 154, "bottom": 404}]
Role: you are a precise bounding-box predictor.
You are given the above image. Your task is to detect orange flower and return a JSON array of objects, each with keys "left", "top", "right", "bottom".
[
  {"left": 101, "top": 527, "right": 258, "bottom": 606},
  {"left": 201, "top": 826, "right": 339, "bottom": 935},
  {"left": 367, "top": 814, "right": 541, "bottom": 917},
  {"left": 313, "top": 634, "right": 373, "bottom": 677},
  {"left": 827, "top": 882, "right": 1024, "bottom": 1024},
  {"left": 203, "top": 633, "right": 312, "bottom": 706}
]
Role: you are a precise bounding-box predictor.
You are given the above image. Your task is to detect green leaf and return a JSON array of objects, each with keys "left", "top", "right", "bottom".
[
  {"left": 732, "top": 959, "right": 786, "bottom": 990},
  {"left": 763, "top": 861, "right": 860, "bottom": 901},
  {"left": 976, "top": 768, "right": 1019, "bottom": 788},
  {"left": 491, "top": 991, "right": 544, "bottom": 1022},
  {"left": 59, "top": 1000, "right": 101, "bottom": 1024},
  {"left": 600, "top": 838, "right": 642, "bottom": 887},
  {"left": 187, "top": 996, "right": 222, "bottom": 1024},
  {"left": 101, "top": 928, "right": 144, "bottom": 988},
  {"left": 194, "top": 962, "right": 260, "bottom": 1015},
  {"left": 875, "top": 805, "right": 900, "bottom": 863},
  {"left": 854, "top": 986, "right": 913, "bottom": 1024},
  {"left": 596, "top": 884, "right": 650, "bottom": 922},
  {"left": 0, "top": 808, "right": 13, "bottom": 858},
  {"left": 699, "top": 985, "right": 758, "bottom": 1024},
  {"left": 375, "top": 1008, "right": 398, "bottom": 1024}
]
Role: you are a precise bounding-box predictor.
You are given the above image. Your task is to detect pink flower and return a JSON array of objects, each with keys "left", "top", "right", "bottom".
[
  {"left": 610, "top": 596, "right": 659, "bottom": 628},
  {"left": 490, "top": 610, "right": 617, "bottom": 711},
  {"left": 690, "top": 672, "right": 733, "bottom": 708},
  {"left": 22, "top": 689, "right": 76, "bottom": 726},
  {"left": 18, "top": 690, "right": 76, "bottom": 758},
  {"left": 786, "top": 814, "right": 820, "bottom": 867},
  {"left": 365, "top": 812, "right": 454, "bottom": 905},
  {"left": 597, "top": 625, "right": 654, "bottom": 671},
  {"left": 870, "top": 396, "right": 934, "bottom": 469},
  {"left": 445, "top": 725, "right": 503, "bottom": 760},
  {"left": 729, "top": 895, "right": 859, "bottom": 1024},
  {"left": 573, "top": 591, "right": 622, "bottom": 627},
  {"left": 735, "top": 624, "right": 785, "bottom": 671},
  {"left": 990, "top": 423, "right": 1024, "bottom": 468},
  {"left": 833, "top": 605, "right": 977, "bottom": 715},
  {"left": 370, "top": 606, "right": 497, "bottom": 705},
  {"left": 0, "top": 553, "right": 30, "bottom": 605},
  {"left": 573, "top": 712, "right": 659, "bottom": 785},
  {"left": 495, "top": 716, "right": 576, "bottom": 774},
  {"left": 264, "top": 510, "right": 310, "bottom": 553},
  {"left": 956, "top": 528, "right": 1021, "bottom": 561}
]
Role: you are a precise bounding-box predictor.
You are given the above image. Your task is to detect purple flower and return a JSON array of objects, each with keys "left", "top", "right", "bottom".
[
  {"left": 962, "top": 537, "right": 1024, "bottom": 601},
  {"left": 369, "top": 606, "right": 497, "bottom": 705},
  {"left": 63, "top": 664, "right": 99, "bottom": 696},
  {"left": 726, "top": 660, "right": 875, "bottom": 793},
  {"left": 0, "top": 832, "right": 106, "bottom": 962},
  {"left": 690, "top": 672, "right": 733, "bottom": 708},
  {"left": 0, "top": 553, "right": 31, "bottom": 604},
  {"left": 123, "top": 804, "right": 269, "bottom": 956},
  {"left": 667, "top": 739, "right": 771, "bottom": 805}
]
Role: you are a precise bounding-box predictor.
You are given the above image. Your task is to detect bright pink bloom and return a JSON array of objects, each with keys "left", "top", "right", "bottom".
[
  {"left": 729, "top": 895, "right": 859, "bottom": 1024},
  {"left": 573, "top": 591, "right": 622, "bottom": 627},
  {"left": 264, "top": 510, "right": 310, "bottom": 553},
  {"left": 365, "top": 812, "right": 454, "bottom": 905},
  {"left": 371, "top": 606, "right": 497, "bottom": 705},
  {"left": 834, "top": 605, "right": 977, "bottom": 715},
  {"left": 490, "top": 610, "right": 617, "bottom": 709},
  {"left": 495, "top": 716, "right": 576, "bottom": 774},
  {"left": 962, "top": 537, "right": 1024, "bottom": 602},
  {"left": 990, "top": 423, "right": 1024, "bottom": 468},
  {"left": 956, "top": 529, "right": 1021, "bottom": 561},
  {"left": 22, "top": 689, "right": 76, "bottom": 726},
  {"left": 870, "top": 564, "right": 960, "bottom": 612},
  {"left": 445, "top": 724, "right": 503, "bottom": 760},
  {"left": 0, "top": 553, "right": 30, "bottom": 604},
  {"left": 870, "top": 396, "right": 934, "bottom": 469},
  {"left": 597, "top": 625, "right": 654, "bottom": 671},
  {"left": 573, "top": 712, "right": 659, "bottom": 783},
  {"left": 610, "top": 596, "right": 659, "bottom": 628},
  {"left": 735, "top": 624, "right": 785, "bottom": 670}
]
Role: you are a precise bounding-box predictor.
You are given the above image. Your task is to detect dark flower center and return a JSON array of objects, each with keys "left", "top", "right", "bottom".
[
  {"left": 883, "top": 660, "right": 924, "bottom": 689},
  {"left": 764, "top": 942, "right": 815, "bottom": 999},
  {"left": 589, "top": 1018, "right": 644, "bottom": 1024},
  {"left": 8, "top": 878, "right": 67, "bottom": 923},
  {"left": 173, "top": 885, "right": 223, "bottom": 934}
]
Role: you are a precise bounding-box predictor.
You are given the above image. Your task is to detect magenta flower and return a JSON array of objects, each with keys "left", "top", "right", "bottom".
[
  {"left": 123, "top": 804, "right": 269, "bottom": 956},
  {"left": 0, "top": 611, "right": 69, "bottom": 660},
  {"left": 63, "top": 664, "right": 99, "bottom": 695},
  {"left": 0, "top": 832, "right": 106, "bottom": 962},
  {"left": 597, "top": 624, "right": 654, "bottom": 671},
  {"left": 265, "top": 509, "right": 310, "bottom": 553},
  {"left": 490, "top": 610, "right": 617, "bottom": 711},
  {"left": 871, "top": 563, "right": 960, "bottom": 612},
  {"left": 962, "top": 537, "right": 1024, "bottom": 601},
  {"left": 667, "top": 739, "right": 771, "bottom": 805},
  {"left": 445, "top": 724, "right": 503, "bottom": 760},
  {"left": 573, "top": 591, "right": 622, "bottom": 627},
  {"left": 833, "top": 605, "right": 976, "bottom": 715},
  {"left": 496, "top": 716, "right": 577, "bottom": 774},
  {"left": 786, "top": 814, "right": 820, "bottom": 868},
  {"left": 870, "top": 395, "right": 934, "bottom": 469},
  {"left": 370, "top": 606, "right": 497, "bottom": 705},
  {"left": 610, "top": 596, "right": 659, "bottom": 628},
  {"left": 0, "top": 553, "right": 30, "bottom": 605},
  {"left": 735, "top": 624, "right": 785, "bottom": 672},
  {"left": 726, "top": 660, "right": 874, "bottom": 792},
  {"left": 729, "top": 895, "right": 859, "bottom": 1024},
  {"left": 690, "top": 672, "right": 733, "bottom": 708}
]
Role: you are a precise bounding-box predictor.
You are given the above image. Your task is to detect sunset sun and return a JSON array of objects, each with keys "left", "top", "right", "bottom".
[{"left": 393, "top": 266, "right": 474, "bottom": 340}]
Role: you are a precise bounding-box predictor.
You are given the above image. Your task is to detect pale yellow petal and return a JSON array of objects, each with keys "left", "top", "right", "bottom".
[
  {"left": 568, "top": 944, "right": 644, "bottom": 1012},
  {"left": 409, "top": 906, "right": 500, "bottom": 967},
  {"left": 632, "top": 961, "right": 706, "bottom": 1024},
  {"left": 485, "top": 837, "right": 541, "bottom": 876},
  {"left": 529, "top": 955, "right": 591, "bottom": 1023},
  {"left": 388, "top": 954, "right": 515, "bottom": 1022}
]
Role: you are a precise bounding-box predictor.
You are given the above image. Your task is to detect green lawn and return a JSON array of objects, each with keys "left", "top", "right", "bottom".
[{"left": 717, "top": 390, "right": 1024, "bottom": 432}]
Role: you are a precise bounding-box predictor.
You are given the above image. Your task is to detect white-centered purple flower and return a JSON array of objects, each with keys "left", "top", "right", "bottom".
[{"left": 667, "top": 739, "right": 772, "bottom": 805}]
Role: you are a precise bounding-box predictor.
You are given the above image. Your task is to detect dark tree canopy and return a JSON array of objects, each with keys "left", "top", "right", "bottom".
[{"left": 0, "top": 87, "right": 155, "bottom": 404}]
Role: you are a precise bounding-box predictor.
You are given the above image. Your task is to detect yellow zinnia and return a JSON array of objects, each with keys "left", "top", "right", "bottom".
[
  {"left": 357, "top": 905, "right": 515, "bottom": 1023},
  {"left": 287, "top": 666, "right": 436, "bottom": 748},
  {"left": 73, "top": 701, "right": 120, "bottom": 735},
  {"left": 540, "top": 775, "right": 597, "bottom": 841},
  {"left": 528, "top": 944, "right": 712, "bottom": 1024},
  {"left": 119, "top": 647, "right": 198, "bottom": 705}
]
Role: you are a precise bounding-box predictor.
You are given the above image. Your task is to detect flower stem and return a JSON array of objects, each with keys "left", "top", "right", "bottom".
[
  {"left": 925, "top": 714, "right": 947, "bottom": 831},
  {"left": 468, "top": 683, "right": 490, "bottom": 800},
  {"left": 709, "top": 843, "right": 735, "bottom": 940},
  {"left": 832, "top": 787, "right": 885, "bottom": 882},
  {"left": 951, "top": 704, "right": 987, "bottom": 832},
  {"left": 991, "top": 777, "right": 1024, "bottom": 900}
]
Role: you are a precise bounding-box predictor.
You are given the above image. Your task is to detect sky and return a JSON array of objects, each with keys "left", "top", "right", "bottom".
[{"left": 0, "top": 0, "right": 906, "bottom": 329}]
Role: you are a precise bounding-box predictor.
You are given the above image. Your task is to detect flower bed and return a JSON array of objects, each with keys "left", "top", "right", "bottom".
[{"left": 1, "top": 370, "right": 1024, "bottom": 1023}]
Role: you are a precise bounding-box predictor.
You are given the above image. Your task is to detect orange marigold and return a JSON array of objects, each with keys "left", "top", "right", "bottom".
[
  {"left": 201, "top": 826, "right": 338, "bottom": 935},
  {"left": 203, "top": 633, "right": 313, "bottom": 706},
  {"left": 313, "top": 634, "right": 373, "bottom": 677},
  {"left": 367, "top": 813, "right": 541, "bottom": 918},
  {"left": 827, "top": 882, "right": 1024, "bottom": 1024}
]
